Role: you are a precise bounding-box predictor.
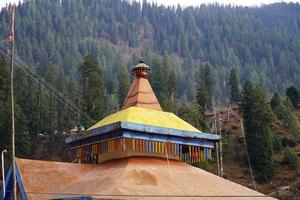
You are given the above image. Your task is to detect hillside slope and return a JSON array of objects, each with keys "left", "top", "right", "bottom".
[{"left": 208, "top": 107, "right": 300, "bottom": 197}]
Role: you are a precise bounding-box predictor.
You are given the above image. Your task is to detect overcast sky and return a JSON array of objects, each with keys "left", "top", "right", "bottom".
[
  {"left": 1, "top": 0, "right": 300, "bottom": 9},
  {"left": 145, "top": 0, "right": 300, "bottom": 7}
]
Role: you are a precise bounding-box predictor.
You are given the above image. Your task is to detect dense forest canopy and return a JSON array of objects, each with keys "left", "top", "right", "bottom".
[{"left": 0, "top": 0, "right": 300, "bottom": 104}]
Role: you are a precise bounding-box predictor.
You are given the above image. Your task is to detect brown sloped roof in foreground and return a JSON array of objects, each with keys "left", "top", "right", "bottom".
[{"left": 16, "top": 157, "right": 275, "bottom": 200}]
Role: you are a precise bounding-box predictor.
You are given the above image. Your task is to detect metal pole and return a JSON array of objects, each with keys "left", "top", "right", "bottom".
[
  {"left": 10, "top": 5, "right": 17, "bottom": 200},
  {"left": 218, "top": 113, "right": 223, "bottom": 178},
  {"left": 227, "top": 104, "right": 231, "bottom": 120},
  {"left": 215, "top": 141, "right": 220, "bottom": 176},
  {"left": 1, "top": 150, "right": 7, "bottom": 199},
  {"left": 213, "top": 100, "right": 220, "bottom": 176}
]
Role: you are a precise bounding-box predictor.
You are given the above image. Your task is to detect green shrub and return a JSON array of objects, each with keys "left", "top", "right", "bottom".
[
  {"left": 273, "top": 136, "right": 283, "bottom": 151},
  {"left": 193, "top": 159, "right": 213, "bottom": 171},
  {"left": 283, "top": 147, "right": 299, "bottom": 168},
  {"left": 274, "top": 103, "right": 300, "bottom": 138},
  {"left": 270, "top": 92, "right": 281, "bottom": 110}
]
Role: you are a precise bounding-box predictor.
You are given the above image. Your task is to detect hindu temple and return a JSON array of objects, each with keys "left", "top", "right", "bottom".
[{"left": 0, "top": 59, "right": 274, "bottom": 200}]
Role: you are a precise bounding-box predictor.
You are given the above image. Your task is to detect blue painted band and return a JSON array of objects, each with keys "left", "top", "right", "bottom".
[
  {"left": 65, "top": 121, "right": 220, "bottom": 144},
  {"left": 122, "top": 131, "right": 215, "bottom": 148}
]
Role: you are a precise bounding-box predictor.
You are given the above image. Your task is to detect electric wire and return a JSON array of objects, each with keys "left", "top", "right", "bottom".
[
  {"left": 230, "top": 112, "right": 257, "bottom": 191},
  {"left": 0, "top": 42, "right": 95, "bottom": 126},
  {"left": 0, "top": 42, "right": 94, "bottom": 125},
  {"left": 0, "top": 48, "right": 93, "bottom": 127},
  {"left": 164, "top": 142, "right": 193, "bottom": 200}
]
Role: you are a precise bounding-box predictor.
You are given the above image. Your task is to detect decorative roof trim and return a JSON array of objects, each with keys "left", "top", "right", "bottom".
[{"left": 65, "top": 121, "right": 220, "bottom": 144}]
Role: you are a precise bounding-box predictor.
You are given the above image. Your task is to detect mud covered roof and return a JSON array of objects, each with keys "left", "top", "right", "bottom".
[{"left": 11, "top": 157, "right": 275, "bottom": 200}]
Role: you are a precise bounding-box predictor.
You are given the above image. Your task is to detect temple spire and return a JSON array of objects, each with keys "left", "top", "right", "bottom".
[
  {"left": 131, "top": 57, "right": 151, "bottom": 79},
  {"left": 122, "top": 58, "right": 162, "bottom": 111}
]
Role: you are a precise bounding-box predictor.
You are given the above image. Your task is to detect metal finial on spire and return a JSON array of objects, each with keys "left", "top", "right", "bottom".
[
  {"left": 139, "top": 56, "right": 144, "bottom": 63},
  {"left": 132, "top": 57, "right": 151, "bottom": 79}
]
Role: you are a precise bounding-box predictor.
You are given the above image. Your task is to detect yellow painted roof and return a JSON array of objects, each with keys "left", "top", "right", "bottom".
[{"left": 88, "top": 107, "right": 201, "bottom": 132}]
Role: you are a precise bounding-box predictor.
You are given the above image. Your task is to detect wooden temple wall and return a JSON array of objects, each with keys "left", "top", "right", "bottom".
[
  {"left": 179, "top": 147, "right": 212, "bottom": 164},
  {"left": 70, "top": 137, "right": 213, "bottom": 164}
]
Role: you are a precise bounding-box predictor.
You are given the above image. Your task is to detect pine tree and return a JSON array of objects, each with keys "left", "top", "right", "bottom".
[
  {"left": 195, "top": 63, "right": 213, "bottom": 130},
  {"left": 196, "top": 85, "right": 209, "bottom": 111},
  {"left": 67, "top": 78, "right": 81, "bottom": 129},
  {"left": 178, "top": 103, "right": 208, "bottom": 131},
  {"left": 229, "top": 68, "right": 240, "bottom": 104},
  {"left": 117, "top": 66, "right": 130, "bottom": 106},
  {"left": 162, "top": 54, "right": 177, "bottom": 112},
  {"left": 0, "top": 57, "right": 32, "bottom": 159},
  {"left": 78, "top": 55, "right": 104, "bottom": 127},
  {"left": 166, "top": 70, "right": 177, "bottom": 111},
  {"left": 196, "top": 62, "right": 214, "bottom": 110},
  {"left": 286, "top": 85, "right": 300, "bottom": 108},
  {"left": 270, "top": 92, "right": 281, "bottom": 110},
  {"left": 0, "top": 57, "right": 11, "bottom": 153},
  {"left": 202, "top": 63, "right": 213, "bottom": 110},
  {"left": 273, "top": 101, "right": 300, "bottom": 137},
  {"left": 196, "top": 63, "right": 213, "bottom": 111},
  {"left": 56, "top": 68, "right": 74, "bottom": 132},
  {"left": 44, "top": 65, "right": 59, "bottom": 135},
  {"left": 239, "top": 81, "right": 275, "bottom": 182}
]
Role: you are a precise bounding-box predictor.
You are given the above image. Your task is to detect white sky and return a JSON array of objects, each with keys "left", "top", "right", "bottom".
[
  {"left": 0, "top": 0, "right": 300, "bottom": 9},
  {"left": 145, "top": 0, "right": 299, "bottom": 7}
]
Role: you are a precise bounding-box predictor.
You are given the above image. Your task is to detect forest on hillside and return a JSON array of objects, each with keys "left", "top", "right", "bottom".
[
  {"left": 0, "top": 0, "right": 300, "bottom": 190},
  {"left": 0, "top": 0, "right": 300, "bottom": 104}
]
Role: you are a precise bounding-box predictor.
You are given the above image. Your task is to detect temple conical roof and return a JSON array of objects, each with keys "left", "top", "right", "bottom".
[
  {"left": 122, "top": 58, "right": 162, "bottom": 111},
  {"left": 122, "top": 78, "right": 162, "bottom": 111},
  {"left": 89, "top": 59, "right": 196, "bottom": 134}
]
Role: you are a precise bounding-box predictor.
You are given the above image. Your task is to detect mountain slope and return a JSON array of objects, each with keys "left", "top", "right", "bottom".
[{"left": 0, "top": 0, "right": 300, "bottom": 101}]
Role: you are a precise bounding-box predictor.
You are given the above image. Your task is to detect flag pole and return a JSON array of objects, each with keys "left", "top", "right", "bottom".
[
  {"left": 1, "top": 150, "right": 7, "bottom": 199},
  {"left": 10, "top": 4, "right": 17, "bottom": 199}
]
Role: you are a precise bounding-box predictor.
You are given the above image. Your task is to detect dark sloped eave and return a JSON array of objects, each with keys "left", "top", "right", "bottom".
[{"left": 65, "top": 121, "right": 220, "bottom": 144}]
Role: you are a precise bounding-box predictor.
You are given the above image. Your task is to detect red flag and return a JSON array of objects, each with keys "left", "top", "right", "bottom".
[{"left": 5, "top": 5, "right": 16, "bottom": 43}]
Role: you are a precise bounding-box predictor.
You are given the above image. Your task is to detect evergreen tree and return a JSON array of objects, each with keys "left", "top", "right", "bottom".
[
  {"left": 117, "top": 66, "right": 130, "bottom": 106},
  {"left": 0, "top": 57, "right": 32, "bottom": 159},
  {"left": 196, "top": 63, "right": 213, "bottom": 112},
  {"left": 194, "top": 64, "right": 212, "bottom": 131},
  {"left": 239, "top": 81, "right": 275, "bottom": 182},
  {"left": 286, "top": 85, "right": 300, "bottom": 108},
  {"left": 229, "top": 68, "right": 240, "bottom": 104},
  {"left": 67, "top": 78, "right": 81, "bottom": 128},
  {"left": 167, "top": 70, "right": 177, "bottom": 104},
  {"left": 56, "top": 68, "right": 74, "bottom": 132},
  {"left": 283, "top": 147, "right": 299, "bottom": 168},
  {"left": 178, "top": 103, "right": 208, "bottom": 131},
  {"left": 202, "top": 63, "right": 213, "bottom": 110},
  {"left": 196, "top": 86, "right": 209, "bottom": 111},
  {"left": 46, "top": 64, "right": 59, "bottom": 135},
  {"left": 0, "top": 57, "right": 11, "bottom": 153},
  {"left": 78, "top": 55, "right": 104, "bottom": 127},
  {"left": 270, "top": 92, "right": 281, "bottom": 110},
  {"left": 273, "top": 102, "right": 300, "bottom": 137},
  {"left": 161, "top": 54, "right": 177, "bottom": 112}
]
